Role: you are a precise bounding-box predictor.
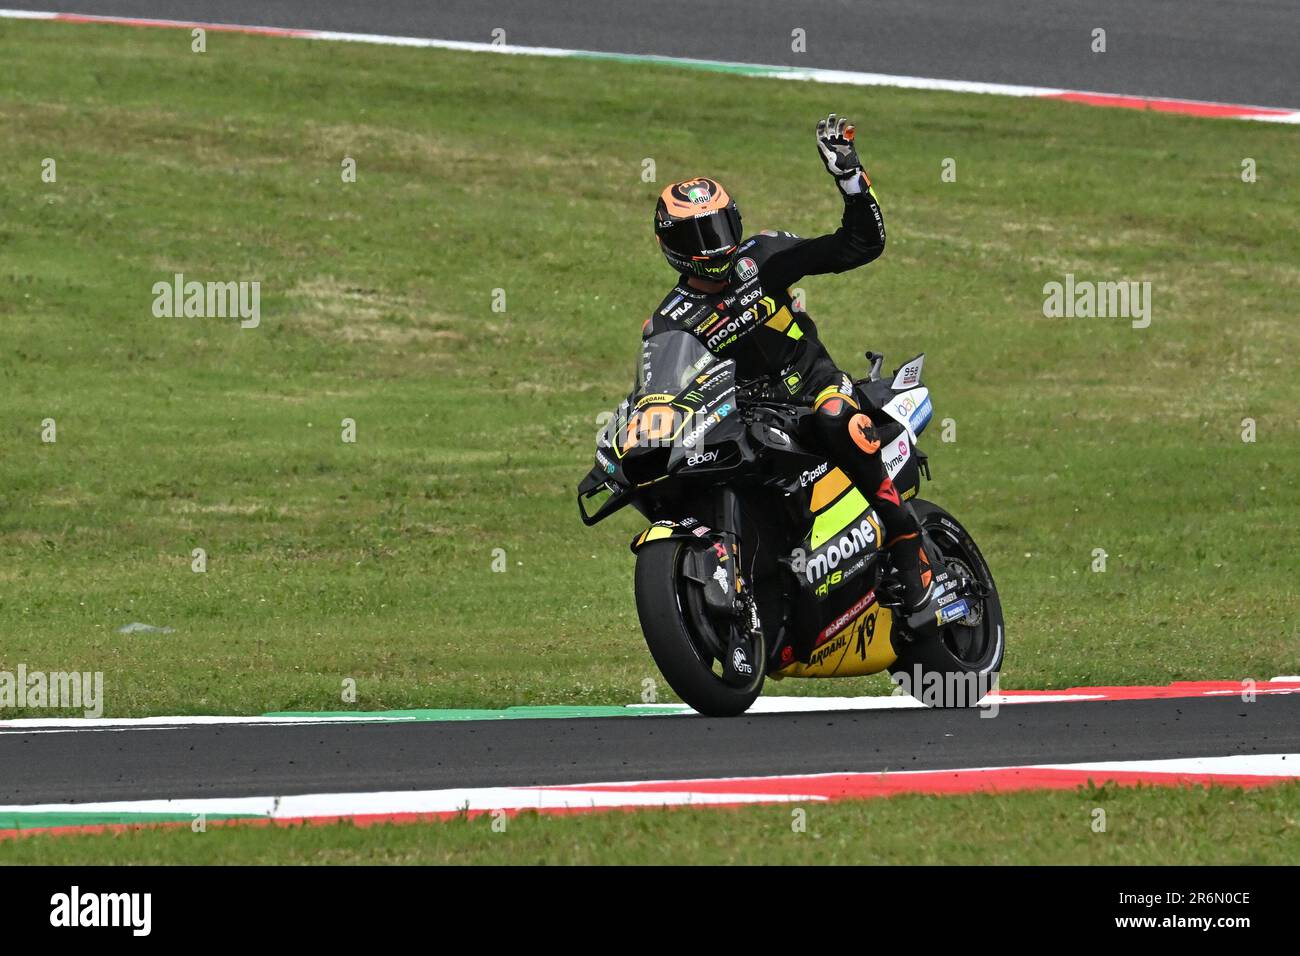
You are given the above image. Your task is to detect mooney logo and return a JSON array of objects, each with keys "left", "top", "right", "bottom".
[
  {"left": 806, "top": 518, "right": 878, "bottom": 584},
  {"left": 680, "top": 403, "right": 731, "bottom": 449},
  {"left": 706, "top": 311, "right": 754, "bottom": 350}
]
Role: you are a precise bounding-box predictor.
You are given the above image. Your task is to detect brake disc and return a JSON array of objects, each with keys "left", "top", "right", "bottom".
[{"left": 942, "top": 556, "right": 984, "bottom": 627}]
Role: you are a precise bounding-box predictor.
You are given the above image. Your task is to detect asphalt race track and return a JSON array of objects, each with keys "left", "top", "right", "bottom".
[
  {"left": 4, "top": 695, "right": 1298, "bottom": 805},
  {"left": 4, "top": 0, "right": 1298, "bottom": 107}
]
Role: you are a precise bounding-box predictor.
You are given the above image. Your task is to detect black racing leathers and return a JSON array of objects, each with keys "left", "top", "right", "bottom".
[
  {"left": 644, "top": 183, "right": 923, "bottom": 557},
  {"left": 643, "top": 186, "right": 885, "bottom": 382}
]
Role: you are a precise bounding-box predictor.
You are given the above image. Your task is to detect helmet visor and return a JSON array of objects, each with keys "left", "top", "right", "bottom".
[{"left": 659, "top": 208, "right": 740, "bottom": 259}]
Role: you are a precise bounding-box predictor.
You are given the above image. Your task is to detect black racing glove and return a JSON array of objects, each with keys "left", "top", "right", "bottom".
[{"left": 815, "top": 113, "right": 867, "bottom": 195}]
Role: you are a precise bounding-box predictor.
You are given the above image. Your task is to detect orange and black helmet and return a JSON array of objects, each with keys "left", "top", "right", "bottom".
[{"left": 654, "top": 178, "right": 743, "bottom": 281}]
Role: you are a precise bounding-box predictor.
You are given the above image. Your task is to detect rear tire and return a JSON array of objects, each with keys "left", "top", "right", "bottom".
[
  {"left": 889, "top": 499, "right": 1005, "bottom": 707},
  {"left": 634, "top": 539, "right": 765, "bottom": 717}
]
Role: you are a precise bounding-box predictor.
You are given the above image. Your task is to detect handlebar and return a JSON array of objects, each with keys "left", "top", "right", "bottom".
[{"left": 864, "top": 350, "right": 885, "bottom": 382}]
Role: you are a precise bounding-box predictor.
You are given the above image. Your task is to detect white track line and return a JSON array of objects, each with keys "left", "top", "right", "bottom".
[
  {"left": 2, "top": 753, "right": 1294, "bottom": 823},
  {"left": 0, "top": 715, "right": 413, "bottom": 733},
  {"left": 0, "top": 694, "right": 1137, "bottom": 731},
  {"left": 3, "top": 681, "right": 1297, "bottom": 732},
  {"left": 1035, "top": 754, "right": 1298, "bottom": 776},
  {"left": 0, "top": 786, "right": 818, "bottom": 820}
]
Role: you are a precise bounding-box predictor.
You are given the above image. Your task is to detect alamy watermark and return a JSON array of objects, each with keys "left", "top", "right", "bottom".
[
  {"left": 1042, "top": 273, "right": 1151, "bottom": 329},
  {"left": 50, "top": 886, "right": 151, "bottom": 936},
  {"left": 890, "top": 664, "right": 1000, "bottom": 716},
  {"left": 0, "top": 665, "right": 104, "bottom": 717},
  {"left": 152, "top": 272, "right": 260, "bottom": 328}
]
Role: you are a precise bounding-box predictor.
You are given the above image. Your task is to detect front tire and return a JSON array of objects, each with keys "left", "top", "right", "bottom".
[
  {"left": 889, "top": 499, "right": 1005, "bottom": 707},
  {"left": 634, "top": 540, "right": 765, "bottom": 717}
]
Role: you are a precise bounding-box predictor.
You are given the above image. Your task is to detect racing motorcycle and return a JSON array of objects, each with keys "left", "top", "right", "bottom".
[{"left": 578, "top": 330, "right": 1004, "bottom": 716}]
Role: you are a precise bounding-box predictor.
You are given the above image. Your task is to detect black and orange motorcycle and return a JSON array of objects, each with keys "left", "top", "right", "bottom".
[{"left": 579, "top": 330, "right": 1003, "bottom": 716}]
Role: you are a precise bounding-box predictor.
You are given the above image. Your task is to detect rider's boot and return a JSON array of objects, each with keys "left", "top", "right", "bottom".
[{"left": 887, "top": 531, "right": 935, "bottom": 615}]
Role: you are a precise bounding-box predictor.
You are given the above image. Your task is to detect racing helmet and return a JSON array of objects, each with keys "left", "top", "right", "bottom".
[{"left": 654, "top": 178, "right": 743, "bottom": 282}]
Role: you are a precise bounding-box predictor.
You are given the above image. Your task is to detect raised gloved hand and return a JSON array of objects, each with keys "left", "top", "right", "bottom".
[{"left": 815, "top": 113, "right": 867, "bottom": 195}]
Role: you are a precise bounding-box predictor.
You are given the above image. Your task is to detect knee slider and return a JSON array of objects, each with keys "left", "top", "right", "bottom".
[
  {"left": 848, "top": 412, "right": 882, "bottom": 454},
  {"left": 814, "top": 400, "right": 881, "bottom": 456}
]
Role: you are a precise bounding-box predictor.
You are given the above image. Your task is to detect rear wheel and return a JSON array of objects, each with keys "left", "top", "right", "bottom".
[
  {"left": 634, "top": 540, "right": 765, "bottom": 717},
  {"left": 889, "top": 499, "right": 1005, "bottom": 707}
]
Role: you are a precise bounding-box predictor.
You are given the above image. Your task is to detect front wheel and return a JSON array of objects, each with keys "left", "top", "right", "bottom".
[
  {"left": 634, "top": 540, "right": 765, "bottom": 717},
  {"left": 889, "top": 499, "right": 1005, "bottom": 707}
]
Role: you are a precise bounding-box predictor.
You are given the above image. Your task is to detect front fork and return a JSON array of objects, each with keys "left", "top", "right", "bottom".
[{"left": 712, "top": 487, "right": 764, "bottom": 684}]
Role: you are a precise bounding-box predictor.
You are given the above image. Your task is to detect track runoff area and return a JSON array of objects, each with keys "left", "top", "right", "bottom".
[{"left": 2, "top": 680, "right": 1297, "bottom": 838}]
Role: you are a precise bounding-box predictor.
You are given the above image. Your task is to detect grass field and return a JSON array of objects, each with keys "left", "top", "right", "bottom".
[
  {"left": 2, "top": 782, "right": 1296, "bottom": 864},
  {"left": 1, "top": 18, "right": 1297, "bottom": 867},
  {"left": 2, "top": 21, "right": 1296, "bottom": 718}
]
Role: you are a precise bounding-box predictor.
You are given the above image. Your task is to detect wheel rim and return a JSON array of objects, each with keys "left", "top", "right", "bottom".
[{"left": 927, "top": 525, "right": 999, "bottom": 670}]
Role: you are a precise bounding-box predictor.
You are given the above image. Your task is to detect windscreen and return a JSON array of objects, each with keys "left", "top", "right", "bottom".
[{"left": 635, "top": 330, "right": 716, "bottom": 398}]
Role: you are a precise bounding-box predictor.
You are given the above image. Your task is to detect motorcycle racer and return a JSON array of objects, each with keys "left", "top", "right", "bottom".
[{"left": 644, "top": 113, "right": 937, "bottom": 615}]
